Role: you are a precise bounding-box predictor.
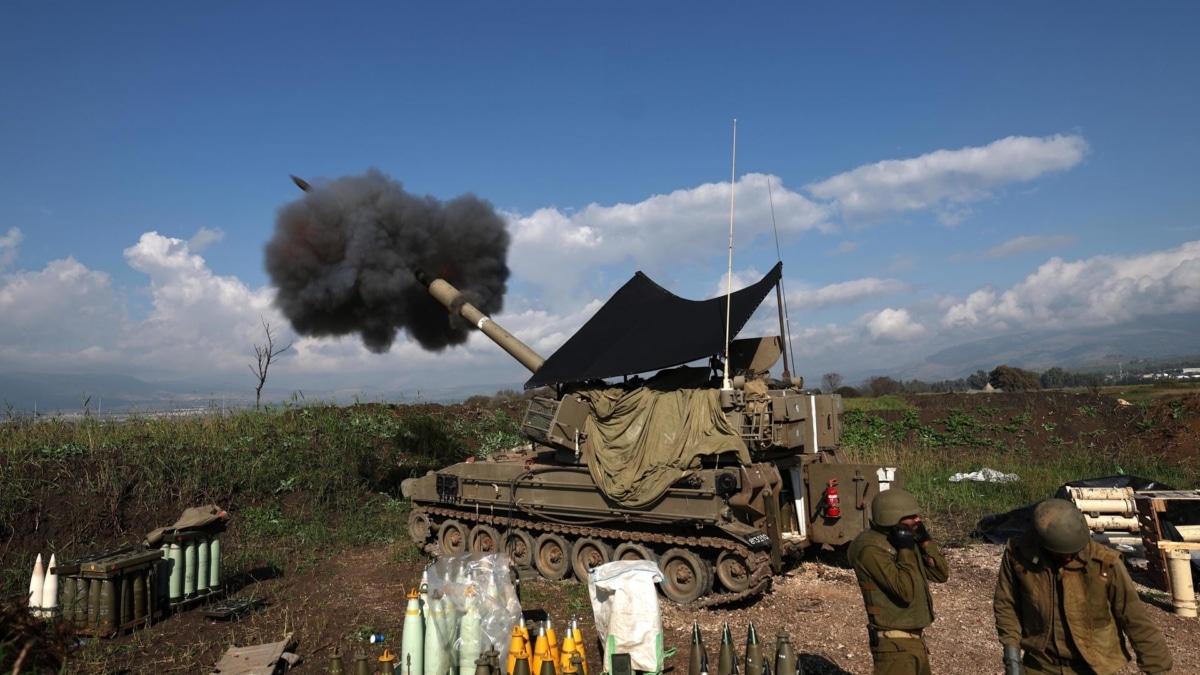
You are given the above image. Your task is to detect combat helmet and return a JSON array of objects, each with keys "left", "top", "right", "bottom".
[
  {"left": 1033, "top": 498, "right": 1090, "bottom": 555},
  {"left": 870, "top": 488, "right": 921, "bottom": 528}
]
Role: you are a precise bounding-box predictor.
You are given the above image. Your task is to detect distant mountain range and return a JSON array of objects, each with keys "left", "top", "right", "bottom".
[
  {"left": 0, "top": 372, "right": 248, "bottom": 416},
  {"left": 5, "top": 315, "right": 1200, "bottom": 415},
  {"left": 0, "top": 371, "right": 527, "bottom": 417},
  {"left": 887, "top": 313, "right": 1200, "bottom": 383}
]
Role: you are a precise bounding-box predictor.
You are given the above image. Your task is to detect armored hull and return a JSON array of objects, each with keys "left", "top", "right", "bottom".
[{"left": 403, "top": 386, "right": 896, "bottom": 606}]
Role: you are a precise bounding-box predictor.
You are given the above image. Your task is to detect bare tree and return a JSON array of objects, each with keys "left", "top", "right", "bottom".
[
  {"left": 250, "top": 317, "right": 293, "bottom": 410},
  {"left": 820, "top": 372, "right": 844, "bottom": 394},
  {"left": 864, "top": 375, "right": 903, "bottom": 398}
]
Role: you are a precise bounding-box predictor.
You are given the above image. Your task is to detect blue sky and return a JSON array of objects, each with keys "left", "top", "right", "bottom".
[{"left": 2, "top": 3, "right": 1199, "bottom": 398}]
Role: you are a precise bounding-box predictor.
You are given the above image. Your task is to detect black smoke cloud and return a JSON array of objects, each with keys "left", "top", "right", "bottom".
[{"left": 265, "top": 169, "right": 510, "bottom": 353}]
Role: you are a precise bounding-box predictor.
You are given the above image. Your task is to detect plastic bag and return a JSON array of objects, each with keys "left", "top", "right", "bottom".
[
  {"left": 425, "top": 552, "right": 523, "bottom": 673},
  {"left": 948, "top": 468, "right": 1019, "bottom": 483},
  {"left": 588, "top": 560, "right": 664, "bottom": 673}
]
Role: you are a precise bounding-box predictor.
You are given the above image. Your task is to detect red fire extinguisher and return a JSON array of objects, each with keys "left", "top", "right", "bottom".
[{"left": 824, "top": 478, "right": 841, "bottom": 518}]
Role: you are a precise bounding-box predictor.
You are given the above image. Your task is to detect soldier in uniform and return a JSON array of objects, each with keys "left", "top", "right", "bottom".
[
  {"left": 993, "top": 498, "right": 1173, "bottom": 674},
  {"left": 849, "top": 488, "right": 950, "bottom": 675}
]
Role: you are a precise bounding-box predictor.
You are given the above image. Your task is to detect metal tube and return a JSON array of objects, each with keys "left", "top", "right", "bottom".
[
  {"left": 1083, "top": 514, "right": 1139, "bottom": 532},
  {"left": 1090, "top": 533, "right": 1143, "bottom": 547},
  {"left": 1167, "top": 549, "right": 1198, "bottom": 617},
  {"left": 1177, "top": 525, "right": 1200, "bottom": 543},
  {"left": 1066, "top": 486, "right": 1134, "bottom": 501},
  {"left": 1072, "top": 497, "right": 1137, "bottom": 516}
]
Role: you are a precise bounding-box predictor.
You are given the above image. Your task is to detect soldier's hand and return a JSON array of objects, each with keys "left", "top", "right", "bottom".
[
  {"left": 888, "top": 524, "right": 916, "bottom": 550},
  {"left": 1003, "top": 645, "right": 1023, "bottom": 675},
  {"left": 913, "top": 521, "right": 932, "bottom": 545}
]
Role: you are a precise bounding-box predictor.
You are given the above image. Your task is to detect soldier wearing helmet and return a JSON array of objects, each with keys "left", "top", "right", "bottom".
[
  {"left": 993, "top": 498, "right": 1173, "bottom": 674},
  {"left": 848, "top": 488, "right": 949, "bottom": 675}
]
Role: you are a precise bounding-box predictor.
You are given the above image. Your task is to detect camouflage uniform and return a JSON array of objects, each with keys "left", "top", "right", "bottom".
[
  {"left": 994, "top": 534, "right": 1173, "bottom": 674},
  {"left": 849, "top": 527, "right": 950, "bottom": 675}
]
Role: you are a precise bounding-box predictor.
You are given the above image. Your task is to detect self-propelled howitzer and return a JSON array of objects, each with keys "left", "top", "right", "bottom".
[{"left": 400, "top": 268, "right": 899, "bottom": 606}]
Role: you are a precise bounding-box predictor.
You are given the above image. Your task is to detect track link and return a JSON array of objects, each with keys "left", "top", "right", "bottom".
[{"left": 417, "top": 504, "right": 772, "bottom": 608}]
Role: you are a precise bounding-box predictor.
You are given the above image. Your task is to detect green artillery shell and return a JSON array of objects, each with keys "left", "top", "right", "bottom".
[
  {"left": 183, "top": 539, "right": 196, "bottom": 596},
  {"left": 133, "top": 570, "right": 146, "bottom": 621},
  {"left": 88, "top": 578, "right": 102, "bottom": 629},
  {"left": 197, "top": 536, "right": 210, "bottom": 591},
  {"left": 209, "top": 534, "right": 222, "bottom": 588}
]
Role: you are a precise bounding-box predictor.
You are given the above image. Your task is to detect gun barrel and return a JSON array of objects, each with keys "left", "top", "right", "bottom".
[{"left": 414, "top": 268, "right": 545, "bottom": 374}]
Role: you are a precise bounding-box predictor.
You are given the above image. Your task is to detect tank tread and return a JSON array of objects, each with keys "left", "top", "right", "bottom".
[{"left": 416, "top": 504, "right": 772, "bottom": 608}]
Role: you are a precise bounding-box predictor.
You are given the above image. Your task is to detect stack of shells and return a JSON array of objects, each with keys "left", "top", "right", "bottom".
[
  {"left": 328, "top": 557, "right": 594, "bottom": 675},
  {"left": 159, "top": 531, "right": 222, "bottom": 605},
  {"left": 25, "top": 553, "right": 59, "bottom": 618},
  {"left": 690, "top": 621, "right": 805, "bottom": 675}
]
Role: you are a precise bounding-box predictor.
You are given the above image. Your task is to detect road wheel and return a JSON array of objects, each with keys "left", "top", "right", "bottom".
[
  {"left": 613, "top": 542, "right": 658, "bottom": 564},
  {"left": 715, "top": 549, "right": 752, "bottom": 593},
  {"left": 570, "top": 537, "right": 614, "bottom": 581},
  {"left": 469, "top": 524, "right": 501, "bottom": 553},
  {"left": 659, "top": 548, "right": 711, "bottom": 604},
  {"left": 503, "top": 529, "right": 535, "bottom": 568},
  {"left": 534, "top": 533, "right": 572, "bottom": 581},
  {"left": 408, "top": 510, "right": 432, "bottom": 543},
  {"left": 438, "top": 519, "right": 468, "bottom": 555}
]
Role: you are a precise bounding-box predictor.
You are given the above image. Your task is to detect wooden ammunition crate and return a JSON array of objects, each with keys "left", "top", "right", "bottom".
[
  {"left": 1136, "top": 490, "right": 1200, "bottom": 593},
  {"left": 51, "top": 546, "right": 164, "bottom": 637}
]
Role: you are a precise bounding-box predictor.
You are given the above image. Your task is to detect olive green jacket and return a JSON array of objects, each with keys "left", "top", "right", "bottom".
[
  {"left": 849, "top": 528, "right": 950, "bottom": 631},
  {"left": 993, "top": 535, "right": 1173, "bottom": 674}
]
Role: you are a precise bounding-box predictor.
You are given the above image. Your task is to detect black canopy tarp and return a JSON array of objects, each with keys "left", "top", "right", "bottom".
[{"left": 526, "top": 262, "right": 783, "bottom": 389}]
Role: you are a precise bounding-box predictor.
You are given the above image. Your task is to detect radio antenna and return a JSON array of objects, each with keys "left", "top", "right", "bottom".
[
  {"left": 722, "top": 119, "right": 738, "bottom": 390},
  {"left": 767, "top": 177, "right": 796, "bottom": 381}
]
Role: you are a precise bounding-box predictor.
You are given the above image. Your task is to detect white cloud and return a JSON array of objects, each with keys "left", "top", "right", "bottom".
[
  {"left": 981, "top": 235, "right": 1076, "bottom": 259},
  {"left": 864, "top": 308, "right": 927, "bottom": 341},
  {"left": 708, "top": 267, "right": 771, "bottom": 298},
  {"left": 508, "top": 173, "right": 832, "bottom": 303},
  {"left": 942, "top": 240, "right": 1200, "bottom": 330},
  {"left": 0, "top": 257, "right": 123, "bottom": 358},
  {"left": 118, "top": 232, "right": 284, "bottom": 373},
  {"left": 188, "top": 227, "right": 225, "bottom": 253},
  {"left": 0, "top": 227, "right": 22, "bottom": 271},
  {"left": 2, "top": 136, "right": 1191, "bottom": 401},
  {"left": 0, "top": 231, "right": 290, "bottom": 378},
  {"left": 504, "top": 134, "right": 1090, "bottom": 308},
  {"left": 785, "top": 323, "right": 861, "bottom": 372},
  {"left": 806, "top": 134, "right": 1088, "bottom": 224},
  {"left": 789, "top": 278, "right": 908, "bottom": 311}
]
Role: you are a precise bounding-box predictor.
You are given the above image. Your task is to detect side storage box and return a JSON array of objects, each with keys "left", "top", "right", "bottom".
[{"left": 52, "top": 547, "right": 164, "bottom": 637}]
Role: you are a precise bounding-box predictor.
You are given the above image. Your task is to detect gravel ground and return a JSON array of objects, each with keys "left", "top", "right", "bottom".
[{"left": 659, "top": 544, "right": 1199, "bottom": 675}]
